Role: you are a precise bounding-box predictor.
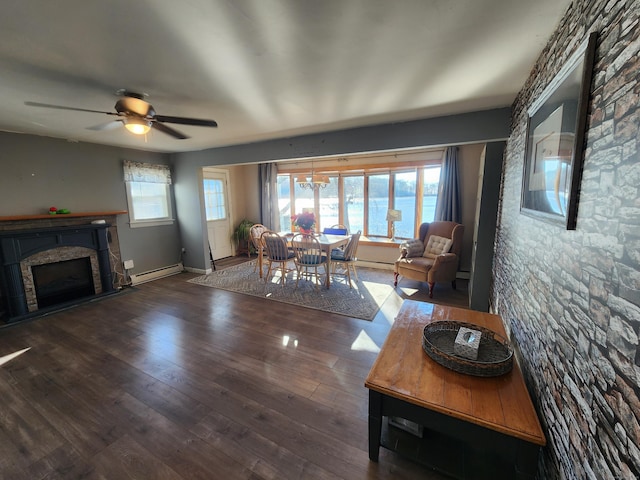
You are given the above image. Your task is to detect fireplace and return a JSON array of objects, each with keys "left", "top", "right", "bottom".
[
  {"left": 33, "top": 257, "right": 95, "bottom": 308},
  {"left": 0, "top": 222, "right": 116, "bottom": 322}
]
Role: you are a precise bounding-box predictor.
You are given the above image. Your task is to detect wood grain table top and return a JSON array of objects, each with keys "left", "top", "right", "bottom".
[{"left": 365, "top": 300, "right": 546, "bottom": 446}]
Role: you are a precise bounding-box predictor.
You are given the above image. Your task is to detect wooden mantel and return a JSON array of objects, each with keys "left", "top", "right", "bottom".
[{"left": 0, "top": 211, "right": 128, "bottom": 222}]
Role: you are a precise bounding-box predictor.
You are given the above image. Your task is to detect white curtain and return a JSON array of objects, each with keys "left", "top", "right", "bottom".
[
  {"left": 434, "top": 146, "right": 461, "bottom": 223},
  {"left": 259, "top": 163, "right": 279, "bottom": 230},
  {"left": 123, "top": 160, "right": 172, "bottom": 184}
]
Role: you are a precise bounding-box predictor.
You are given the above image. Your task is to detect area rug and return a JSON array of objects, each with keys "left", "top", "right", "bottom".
[{"left": 187, "top": 260, "right": 394, "bottom": 321}]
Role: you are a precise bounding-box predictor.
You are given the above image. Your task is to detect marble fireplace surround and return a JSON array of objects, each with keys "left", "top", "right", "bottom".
[{"left": 0, "top": 211, "right": 125, "bottom": 322}]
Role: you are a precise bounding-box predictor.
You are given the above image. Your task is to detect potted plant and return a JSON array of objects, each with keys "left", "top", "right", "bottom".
[{"left": 232, "top": 219, "right": 256, "bottom": 256}]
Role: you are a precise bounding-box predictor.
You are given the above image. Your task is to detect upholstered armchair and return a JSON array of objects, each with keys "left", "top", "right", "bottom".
[{"left": 394, "top": 221, "right": 464, "bottom": 298}]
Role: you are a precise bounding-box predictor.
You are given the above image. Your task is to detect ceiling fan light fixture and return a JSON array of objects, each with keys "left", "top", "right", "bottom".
[{"left": 124, "top": 117, "right": 152, "bottom": 135}]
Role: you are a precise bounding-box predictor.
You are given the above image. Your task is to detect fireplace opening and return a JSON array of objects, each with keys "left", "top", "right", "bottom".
[{"left": 32, "top": 257, "right": 95, "bottom": 308}]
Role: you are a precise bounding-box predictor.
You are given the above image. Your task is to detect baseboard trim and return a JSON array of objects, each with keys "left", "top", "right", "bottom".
[{"left": 130, "top": 263, "right": 184, "bottom": 285}]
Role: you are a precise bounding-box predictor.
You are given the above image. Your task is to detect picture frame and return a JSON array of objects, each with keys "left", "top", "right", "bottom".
[{"left": 520, "top": 32, "right": 597, "bottom": 230}]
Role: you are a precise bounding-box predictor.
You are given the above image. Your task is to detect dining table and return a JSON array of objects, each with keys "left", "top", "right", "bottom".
[{"left": 258, "top": 232, "right": 350, "bottom": 288}]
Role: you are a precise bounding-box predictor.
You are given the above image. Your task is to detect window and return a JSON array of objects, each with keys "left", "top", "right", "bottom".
[
  {"left": 277, "top": 156, "right": 441, "bottom": 240},
  {"left": 343, "top": 175, "right": 364, "bottom": 234},
  {"left": 277, "top": 175, "right": 292, "bottom": 230},
  {"left": 203, "top": 178, "right": 226, "bottom": 221},
  {"left": 394, "top": 171, "right": 417, "bottom": 239},
  {"left": 422, "top": 167, "right": 441, "bottom": 223},
  {"left": 318, "top": 177, "right": 339, "bottom": 228},
  {"left": 367, "top": 174, "right": 390, "bottom": 236},
  {"left": 123, "top": 160, "right": 173, "bottom": 228}
]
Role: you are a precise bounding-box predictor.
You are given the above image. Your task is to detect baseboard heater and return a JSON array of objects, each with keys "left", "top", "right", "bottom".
[{"left": 130, "top": 263, "right": 184, "bottom": 286}]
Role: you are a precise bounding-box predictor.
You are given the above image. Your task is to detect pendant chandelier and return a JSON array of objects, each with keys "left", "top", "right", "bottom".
[{"left": 296, "top": 161, "right": 329, "bottom": 189}]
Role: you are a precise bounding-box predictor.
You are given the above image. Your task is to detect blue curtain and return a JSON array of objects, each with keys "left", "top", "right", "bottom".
[
  {"left": 259, "top": 163, "right": 279, "bottom": 230},
  {"left": 434, "top": 146, "right": 461, "bottom": 223}
]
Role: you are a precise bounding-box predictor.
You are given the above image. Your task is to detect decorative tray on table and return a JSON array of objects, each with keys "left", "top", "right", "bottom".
[{"left": 422, "top": 320, "right": 513, "bottom": 377}]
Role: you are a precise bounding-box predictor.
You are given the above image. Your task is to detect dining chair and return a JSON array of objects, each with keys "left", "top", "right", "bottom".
[
  {"left": 330, "top": 231, "right": 361, "bottom": 288},
  {"left": 261, "top": 231, "right": 295, "bottom": 285},
  {"left": 291, "top": 233, "right": 328, "bottom": 289},
  {"left": 249, "top": 223, "right": 268, "bottom": 274},
  {"left": 323, "top": 224, "right": 349, "bottom": 235},
  {"left": 323, "top": 225, "right": 349, "bottom": 255}
]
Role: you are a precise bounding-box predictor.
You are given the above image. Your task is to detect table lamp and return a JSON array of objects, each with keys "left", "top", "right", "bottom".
[{"left": 386, "top": 209, "right": 402, "bottom": 241}]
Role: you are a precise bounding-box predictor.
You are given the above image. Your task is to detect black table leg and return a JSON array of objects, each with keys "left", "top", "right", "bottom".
[{"left": 368, "top": 390, "right": 383, "bottom": 461}]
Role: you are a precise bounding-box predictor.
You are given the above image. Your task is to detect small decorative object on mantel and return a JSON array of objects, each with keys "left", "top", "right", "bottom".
[
  {"left": 422, "top": 320, "right": 513, "bottom": 377},
  {"left": 48, "top": 207, "right": 70, "bottom": 214}
]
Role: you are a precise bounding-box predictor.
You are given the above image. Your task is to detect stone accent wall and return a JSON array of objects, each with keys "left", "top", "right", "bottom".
[{"left": 494, "top": 0, "right": 640, "bottom": 478}]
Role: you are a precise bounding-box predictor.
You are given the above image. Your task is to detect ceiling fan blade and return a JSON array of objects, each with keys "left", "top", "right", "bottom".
[
  {"left": 87, "top": 120, "right": 123, "bottom": 131},
  {"left": 154, "top": 115, "right": 217, "bottom": 127},
  {"left": 152, "top": 121, "right": 189, "bottom": 139},
  {"left": 25, "top": 101, "right": 117, "bottom": 116}
]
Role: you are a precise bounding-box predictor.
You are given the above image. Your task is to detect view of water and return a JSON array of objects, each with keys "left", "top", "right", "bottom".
[{"left": 283, "top": 195, "right": 437, "bottom": 239}]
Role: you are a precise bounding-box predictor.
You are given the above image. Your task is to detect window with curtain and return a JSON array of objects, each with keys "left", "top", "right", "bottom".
[
  {"left": 123, "top": 160, "right": 173, "bottom": 228},
  {"left": 277, "top": 175, "right": 292, "bottom": 231},
  {"left": 422, "top": 166, "right": 441, "bottom": 223},
  {"left": 276, "top": 160, "right": 441, "bottom": 239}
]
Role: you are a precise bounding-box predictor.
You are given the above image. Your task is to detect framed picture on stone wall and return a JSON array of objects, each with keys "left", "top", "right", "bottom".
[{"left": 521, "top": 32, "right": 597, "bottom": 230}]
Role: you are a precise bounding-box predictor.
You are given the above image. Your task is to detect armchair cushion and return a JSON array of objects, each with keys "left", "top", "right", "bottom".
[
  {"left": 401, "top": 239, "right": 425, "bottom": 258},
  {"left": 423, "top": 235, "right": 453, "bottom": 258},
  {"left": 396, "top": 255, "right": 435, "bottom": 275}
]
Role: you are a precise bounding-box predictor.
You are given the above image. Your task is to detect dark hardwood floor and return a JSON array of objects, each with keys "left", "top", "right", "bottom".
[{"left": 0, "top": 258, "right": 468, "bottom": 479}]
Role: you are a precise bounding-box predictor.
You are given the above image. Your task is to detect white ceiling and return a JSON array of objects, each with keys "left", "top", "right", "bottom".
[{"left": 0, "top": 0, "right": 572, "bottom": 153}]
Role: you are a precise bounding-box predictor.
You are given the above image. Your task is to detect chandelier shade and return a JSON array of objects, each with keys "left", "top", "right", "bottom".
[{"left": 296, "top": 163, "right": 329, "bottom": 189}]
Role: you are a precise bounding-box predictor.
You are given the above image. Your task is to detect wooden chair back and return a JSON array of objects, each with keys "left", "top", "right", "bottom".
[
  {"left": 341, "top": 231, "right": 361, "bottom": 261},
  {"left": 291, "top": 234, "right": 326, "bottom": 266},
  {"left": 250, "top": 224, "right": 268, "bottom": 251},
  {"left": 262, "top": 231, "right": 290, "bottom": 261}
]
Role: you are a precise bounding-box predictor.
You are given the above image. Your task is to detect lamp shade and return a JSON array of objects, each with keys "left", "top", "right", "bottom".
[
  {"left": 124, "top": 117, "right": 152, "bottom": 135},
  {"left": 386, "top": 209, "right": 402, "bottom": 222}
]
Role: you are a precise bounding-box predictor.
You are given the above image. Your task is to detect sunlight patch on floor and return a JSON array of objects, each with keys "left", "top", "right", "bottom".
[
  {"left": 399, "top": 286, "right": 419, "bottom": 296},
  {"left": 282, "top": 335, "right": 299, "bottom": 348},
  {"left": 351, "top": 330, "right": 380, "bottom": 353},
  {"left": 0, "top": 347, "right": 31, "bottom": 367}
]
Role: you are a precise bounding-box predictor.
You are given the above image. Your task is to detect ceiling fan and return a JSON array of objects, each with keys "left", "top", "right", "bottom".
[{"left": 24, "top": 90, "right": 218, "bottom": 139}]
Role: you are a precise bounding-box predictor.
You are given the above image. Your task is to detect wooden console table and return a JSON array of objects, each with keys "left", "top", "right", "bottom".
[{"left": 365, "top": 301, "right": 546, "bottom": 479}]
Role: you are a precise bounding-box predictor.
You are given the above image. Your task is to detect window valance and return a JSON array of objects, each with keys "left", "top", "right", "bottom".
[{"left": 123, "top": 160, "right": 172, "bottom": 185}]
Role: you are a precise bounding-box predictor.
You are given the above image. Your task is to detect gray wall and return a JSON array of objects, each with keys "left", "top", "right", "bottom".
[
  {"left": 494, "top": 0, "right": 640, "bottom": 478},
  {"left": 0, "top": 132, "right": 180, "bottom": 275},
  {"left": 0, "top": 108, "right": 509, "bottom": 277},
  {"left": 173, "top": 109, "right": 511, "bottom": 271}
]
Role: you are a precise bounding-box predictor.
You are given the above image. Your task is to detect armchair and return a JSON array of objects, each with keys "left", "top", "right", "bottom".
[{"left": 394, "top": 221, "right": 464, "bottom": 298}]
